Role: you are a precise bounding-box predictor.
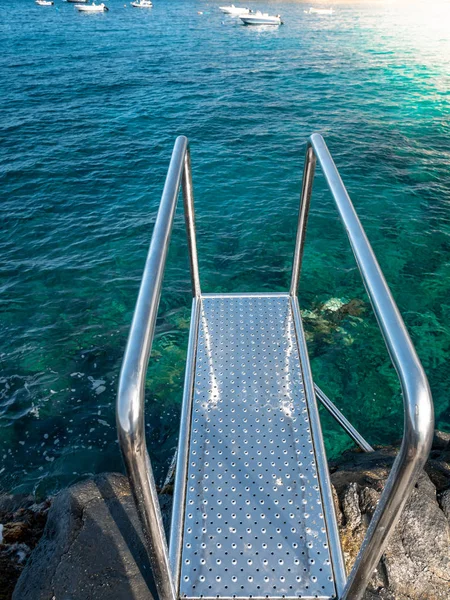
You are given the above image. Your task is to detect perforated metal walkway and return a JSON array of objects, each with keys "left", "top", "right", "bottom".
[
  {"left": 180, "top": 295, "right": 336, "bottom": 600},
  {"left": 118, "top": 134, "right": 434, "bottom": 600}
]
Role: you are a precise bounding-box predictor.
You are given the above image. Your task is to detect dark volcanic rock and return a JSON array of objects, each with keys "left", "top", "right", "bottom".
[
  {"left": 330, "top": 437, "right": 450, "bottom": 600},
  {"left": 0, "top": 494, "right": 49, "bottom": 600},
  {"left": 12, "top": 473, "right": 173, "bottom": 600},
  {"left": 439, "top": 489, "right": 450, "bottom": 521},
  {"left": 433, "top": 430, "right": 450, "bottom": 450},
  {"left": 11, "top": 432, "right": 450, "bottom": 600}
]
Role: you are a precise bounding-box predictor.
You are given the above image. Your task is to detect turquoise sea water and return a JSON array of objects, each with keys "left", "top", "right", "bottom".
[{"left": 1, "top": 0, "right": 449, "bottom": 497}]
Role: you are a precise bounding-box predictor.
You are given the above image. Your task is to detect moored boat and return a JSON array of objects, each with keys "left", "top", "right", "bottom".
[
  {"left": 219, "top": 4, "right": 250, "bottom": 15},
  {"left": 131, "top": 0, "right": 153, "bottom": 7},
  {"left": 75, "top": 2, "right": 109, "bottom": 11},
  {"left": 240, "top": 11, "right": 282, "bottom": 25},
  {"left": 36, "top": 0, "right": 54, "bottom": 5}
]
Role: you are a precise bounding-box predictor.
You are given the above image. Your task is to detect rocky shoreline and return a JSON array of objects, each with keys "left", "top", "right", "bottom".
[
  {"left": 0, "top": 496, "right": 50, "bottom": 600},
  {"left": 2, "top": 432, "right": 449, "bottom": 600},
  {"left": 329, "top": 430, "right": 450, "bottom": 599}
]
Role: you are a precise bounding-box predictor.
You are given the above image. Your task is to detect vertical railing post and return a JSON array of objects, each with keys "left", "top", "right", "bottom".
[
  {"left": 290, "top": 145, "right": 316, "bottom": 296},
  {"left": 182, "top": 146, "right": 201, "bottom": 298}
]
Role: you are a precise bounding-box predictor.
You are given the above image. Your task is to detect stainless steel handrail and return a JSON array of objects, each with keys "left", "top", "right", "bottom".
[
  {"left": 116, "top": 135, "right": 200, "bottom": 600},
  {"left": 290, "top": 133, "right": 434, "bottom": 600}
]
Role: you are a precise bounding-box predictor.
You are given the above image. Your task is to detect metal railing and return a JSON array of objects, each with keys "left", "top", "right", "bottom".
[
  {"left": 116, "top": 136, "right": 199, "bottom": 600},
  {"left": 314, "top": 384, "right": 374, "bottom": 453},
  {"left": 116, "top": 133, "right": 434, "bottom": 600},
  {"left": 290, "top": 133, "right": 434, "bottom": 600}
]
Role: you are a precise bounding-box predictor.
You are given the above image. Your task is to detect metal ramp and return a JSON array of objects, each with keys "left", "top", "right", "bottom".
[
  {"left": 181, "top": 294, "right": 335, "bottom": 600},
  {"left": 116, "top": 135, "right": 434, "bottom": 600}
]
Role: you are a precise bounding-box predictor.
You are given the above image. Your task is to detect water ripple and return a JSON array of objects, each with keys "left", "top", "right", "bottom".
[{"left": 0, "top": 0, "right": 449, "bottom": 495}]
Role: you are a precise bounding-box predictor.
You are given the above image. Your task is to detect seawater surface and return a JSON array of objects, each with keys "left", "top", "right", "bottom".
[{"left": 1, "top": 0, "right": 449, "bottom": 496}]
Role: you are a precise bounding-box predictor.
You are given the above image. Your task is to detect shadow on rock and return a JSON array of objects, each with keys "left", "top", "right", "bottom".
[{"left": 12, "top": 473, "right": 164, "bottom": 600}]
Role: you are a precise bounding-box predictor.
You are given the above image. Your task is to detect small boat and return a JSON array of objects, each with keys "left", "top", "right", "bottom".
[
  {"left": 305, "top": 7, "right": 333, "bottom": 15},
  {"left": 240, "top": 11, "right": 282, "bottom": 25},
  {"left": 75, "top": 2, "right": 109, "bottom": 11},
  {"left": 131, "top": 0, "right": 152, "bottom": 7},
  {"left": 36, "top": 0, "right": 54, "bottom": 5},
  {"left": 219, "top": 4, "right": 250, "bottom": 15}
]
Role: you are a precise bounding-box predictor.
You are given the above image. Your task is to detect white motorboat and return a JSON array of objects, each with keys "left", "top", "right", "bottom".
[
  {"left": 240, "top": 11, "right": 282, "bottom": 25},
  {"left": 305, "top": 7, "right": 333, "bottom": 15},
  {"left": 36, "top": 0, "right": 54, "bottom": 5},
  {"left": 219, "top": 4, "right": 250, "bottom": 15},
  {"left": 75, "top": 2, "right": 109, "bottom": 11},
  {"left": 131, "top": 0, "right": 152, "bottom": 7}
]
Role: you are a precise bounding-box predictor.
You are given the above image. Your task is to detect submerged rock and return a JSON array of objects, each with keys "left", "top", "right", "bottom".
[
  {"left": 10, "top": 434, "right": 450, "bottom": 600},
  {"left": 302, "top": 297, "right": 366, "bottom": 349}
]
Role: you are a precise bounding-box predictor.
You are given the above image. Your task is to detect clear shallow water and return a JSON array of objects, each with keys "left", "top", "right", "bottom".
[{"left": 1, "top": 0, "right": 449, "bottom": 497}]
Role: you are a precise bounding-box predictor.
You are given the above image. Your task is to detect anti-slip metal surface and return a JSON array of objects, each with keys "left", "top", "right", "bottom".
[{"left": 180, "top": 295, "right": 336, "bottom": 600}]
